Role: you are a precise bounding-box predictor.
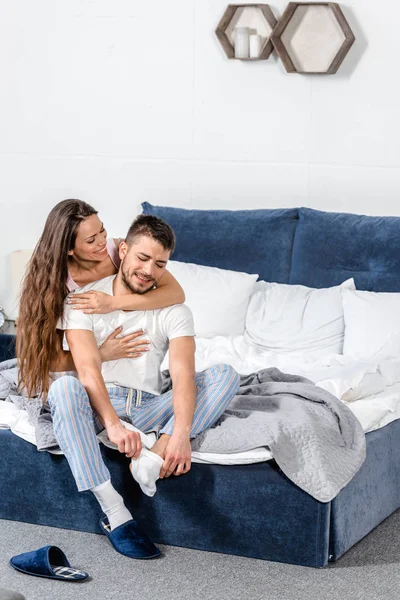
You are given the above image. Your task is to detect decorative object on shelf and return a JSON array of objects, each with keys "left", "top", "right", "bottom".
[
  {"left": 215, "top": 4, "right": 278, "bottom": 61},
  {"left": 249, "top": 33, "right": 263, "bottom": 57},
  {"left": 234, "top": 27, "right": 250, "bottom": 58},
  {"left": 270, "top": 2, "right": 355, "bottom": 74}
]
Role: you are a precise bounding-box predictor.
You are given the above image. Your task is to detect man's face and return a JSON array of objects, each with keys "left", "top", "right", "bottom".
[{"left": 119, "top": 235, "right": 171, "bottom": 294}]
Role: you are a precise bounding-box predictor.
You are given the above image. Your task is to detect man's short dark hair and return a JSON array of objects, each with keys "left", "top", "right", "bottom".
[{"left": 125, "top": 214, "right": 176, "bottom": 254}]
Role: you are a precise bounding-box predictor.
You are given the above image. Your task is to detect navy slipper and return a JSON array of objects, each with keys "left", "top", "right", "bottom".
[
  {"left": 99, "top": 517, "right": 161, "bottom": 559},
  {"left": 9, "top": 546, "right": 88, "bottom": 581}
]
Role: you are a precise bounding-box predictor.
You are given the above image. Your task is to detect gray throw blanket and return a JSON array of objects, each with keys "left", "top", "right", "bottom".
[
  {"left": 0, "top": 361, "right": 366, "bottom": 502},
  {"left": 190, "top": 368, "right": 366, "bottom": 502},
  {"left": 0, "top": 359, "right": 61, "bottom": 452}
]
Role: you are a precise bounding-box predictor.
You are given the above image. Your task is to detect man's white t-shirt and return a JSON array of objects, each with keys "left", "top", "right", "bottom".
[{"left": 58, "top": 275, "right": 195, "bottom": 395}]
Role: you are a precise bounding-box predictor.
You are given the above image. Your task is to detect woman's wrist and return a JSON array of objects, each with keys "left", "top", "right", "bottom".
[
  {"left": 112, "top": 295, "right": 138, "bottom": 312},
  {"left": 99, "top": 346, "right": 106, "bottom": 362},
  {"left": 110, "top": 296, "right": 118, "bottom": 311}
]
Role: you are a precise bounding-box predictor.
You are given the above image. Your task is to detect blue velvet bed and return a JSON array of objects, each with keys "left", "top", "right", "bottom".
[{"left": 1, "top": 205, "right": 400, "bottom": 568}]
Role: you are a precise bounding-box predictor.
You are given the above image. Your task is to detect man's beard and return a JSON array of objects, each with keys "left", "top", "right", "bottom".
[{"left": 120, "top": 260, "right": 156, "bottom": 295}]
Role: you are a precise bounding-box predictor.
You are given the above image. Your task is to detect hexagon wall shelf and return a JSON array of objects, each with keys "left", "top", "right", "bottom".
[
  {"left": 215, "top": 4, "right": 278, "bottom": 61},
  {"left": 270, "top": 2, "right": 355, "bottom": 74}
]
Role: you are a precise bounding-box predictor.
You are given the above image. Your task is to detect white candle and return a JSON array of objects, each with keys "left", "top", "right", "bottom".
[
  {"left": 249, "top": 34, "right": 262, "bottom": 59},
  {"left": 234, "top": 27, "right": 250, "bottom": 59}
]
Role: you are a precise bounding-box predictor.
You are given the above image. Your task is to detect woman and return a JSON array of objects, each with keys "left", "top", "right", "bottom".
[{"left": 17, "top": 199, "right": 184, "bottom": 399}]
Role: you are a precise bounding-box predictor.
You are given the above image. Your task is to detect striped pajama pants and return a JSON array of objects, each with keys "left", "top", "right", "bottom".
[{"left": 47, "top": 363, "right": 240, "bottom": 492}]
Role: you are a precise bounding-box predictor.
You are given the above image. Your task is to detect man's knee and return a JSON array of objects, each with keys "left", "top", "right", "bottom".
[
  {"left": 200, "top": 364, "right": 240, "bottom": 399},
  {"left": 214, "top": 363, "right": 240, "bottom": 392},
  {"left": 191, "top": 364, "right": 239, "bottom": 436}
]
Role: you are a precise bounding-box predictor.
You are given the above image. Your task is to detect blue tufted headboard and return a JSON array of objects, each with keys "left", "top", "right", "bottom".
[
  {"left": 142, "top": 203, "right": 400, "bottom": 292},
  {"left": 142, "top": 202, "right": 298, "bottom": 283},
  {"left": 289, "top": 208, "right": 400, "bottom": 292}
]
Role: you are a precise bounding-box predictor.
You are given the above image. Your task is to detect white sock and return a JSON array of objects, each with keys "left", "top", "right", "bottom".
[
  {"left": 130, "top": 449, "right": 163, "bottom": 497},
  {"left": 91, "top": 479, "right": 132, "bottom": 530}
]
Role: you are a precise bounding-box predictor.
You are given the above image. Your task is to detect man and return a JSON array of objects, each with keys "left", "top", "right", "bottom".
[{"left": 48, "top": 214, "right": 239, "bottom": 559}]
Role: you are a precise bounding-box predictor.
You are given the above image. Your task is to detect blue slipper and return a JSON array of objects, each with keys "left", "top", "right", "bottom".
[
  {"left": 99, "top": 517, "right": 161, "bottom": 559},
  {"left": 9, "top": 546, "right": 88, "bottom": 582}
]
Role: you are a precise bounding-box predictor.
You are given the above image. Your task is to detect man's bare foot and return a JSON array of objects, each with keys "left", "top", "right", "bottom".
[{"left": 150, "top": 434, "right": 170, "bottom": 460}]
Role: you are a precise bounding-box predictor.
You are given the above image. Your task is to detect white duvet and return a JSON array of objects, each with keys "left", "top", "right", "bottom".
[
  {"left": 176, "top": 335, "right": 400, "bottom": 464},
  {"left": 2, "top": 336, "right": 400, "bottom": 466}
]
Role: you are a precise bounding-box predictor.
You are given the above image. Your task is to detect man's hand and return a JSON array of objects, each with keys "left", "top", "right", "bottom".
[
  {"left": 106, "top": 422, "right": 142, "bottom": 459},
  {"left": 68, "top": 290, "right": 115, "bottom": 314},
  {"left": 160, "top": 432, "right": 192, "bottom": 478}
]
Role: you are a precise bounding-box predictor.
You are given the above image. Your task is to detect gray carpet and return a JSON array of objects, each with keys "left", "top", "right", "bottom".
[{"left": 1, "top": 512, "right": 399, "bottom": 600}]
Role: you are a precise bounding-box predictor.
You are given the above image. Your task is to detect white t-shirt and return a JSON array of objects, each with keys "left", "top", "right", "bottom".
[{"left": 58, "top": 275, "right": 195, "bottom": 395}]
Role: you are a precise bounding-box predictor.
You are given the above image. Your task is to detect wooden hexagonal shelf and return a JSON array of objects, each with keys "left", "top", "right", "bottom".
[
  {"left": 271, "top": 2, "right": 355, "bottom": 74},
  {"left": 215, "top": 4, "right": 278, "bottom": 61}
]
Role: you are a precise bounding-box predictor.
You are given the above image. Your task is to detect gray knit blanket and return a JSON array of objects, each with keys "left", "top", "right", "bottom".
[{"left": 190, "top": 368, "right": 366, "bottom": 502}]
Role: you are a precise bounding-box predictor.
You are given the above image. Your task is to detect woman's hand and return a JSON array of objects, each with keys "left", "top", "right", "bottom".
[
  {"left": 67, "top": 290, "right": 115, "bottom": 314},
  {"left": 99, "top": 327, "right": 150, "bottom": 362}
]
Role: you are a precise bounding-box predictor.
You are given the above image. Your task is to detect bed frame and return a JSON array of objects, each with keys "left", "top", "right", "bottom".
[{"left": 1, "top": 204, "right": 400, "bottom": 567}]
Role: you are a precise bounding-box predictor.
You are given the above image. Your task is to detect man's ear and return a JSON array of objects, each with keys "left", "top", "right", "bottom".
[{"left": 119, "top": 241, "right": 128, "bottom": 261}]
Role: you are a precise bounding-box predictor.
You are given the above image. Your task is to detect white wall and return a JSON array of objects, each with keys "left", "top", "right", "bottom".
[{"left": 0, "top": 0, "right": 399, "bottom": 314}]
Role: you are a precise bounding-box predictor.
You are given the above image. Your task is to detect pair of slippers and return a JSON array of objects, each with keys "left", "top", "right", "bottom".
[{"left": 9, "top": 517, "right": 160, "bottom": 582}]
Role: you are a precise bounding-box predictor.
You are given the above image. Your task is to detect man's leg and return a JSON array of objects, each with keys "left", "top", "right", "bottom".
[
  {"left": 130, "top": 363, "right": 239, "bottom": 461},
  {"left": 47, "top": 375, "right": 131, "bottom": 530}
]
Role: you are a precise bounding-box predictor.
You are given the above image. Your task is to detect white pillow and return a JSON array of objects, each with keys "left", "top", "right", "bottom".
[
  {"left": 244, "top": 278, "right": 355, "bottom": 356},
  {"left": 166, "top": 260, "right": 258, "bottom": 338},
  {"left": 342, "top": 288, "right": 400, "bottom": 358}
]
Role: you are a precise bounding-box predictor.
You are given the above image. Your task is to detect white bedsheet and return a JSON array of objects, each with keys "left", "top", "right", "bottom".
[
  {"left": 2, "top": 336, "right": 400, "bottom": 465},
  {"left": 187, "top": 335, "right": 400, "bottom": 402}
]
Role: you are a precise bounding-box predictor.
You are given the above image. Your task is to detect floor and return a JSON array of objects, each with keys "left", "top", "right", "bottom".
[{"left": 1, "top": 510, "right": 399, "bottom": 600}]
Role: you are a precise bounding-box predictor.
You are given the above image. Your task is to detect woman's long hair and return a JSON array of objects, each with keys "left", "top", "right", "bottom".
[{"left": 17, "top": 199, "right": 98, "bottom": 399}]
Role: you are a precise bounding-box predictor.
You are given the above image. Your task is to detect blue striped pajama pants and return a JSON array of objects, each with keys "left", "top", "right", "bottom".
[{"left": 47, "top": 363, "right": 240, "bottom": 492}]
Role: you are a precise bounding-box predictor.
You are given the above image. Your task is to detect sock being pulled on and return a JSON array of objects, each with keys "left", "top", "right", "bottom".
[
  {"left": 130, "top": 449, "right": 163, "bottom": 497},
  {"left": 92, "top": 479, "right": 132, "bottom": 530}
]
